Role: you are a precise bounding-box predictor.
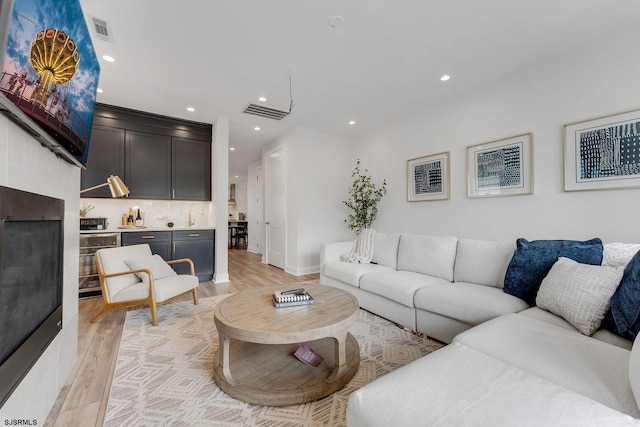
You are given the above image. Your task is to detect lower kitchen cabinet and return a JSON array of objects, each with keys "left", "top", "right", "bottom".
[
  {"left": 121, "top": 229, "right": 214, "bottom": 281},
  {"left": 172, "top": 230, "right": 215, "bottom": 280}
]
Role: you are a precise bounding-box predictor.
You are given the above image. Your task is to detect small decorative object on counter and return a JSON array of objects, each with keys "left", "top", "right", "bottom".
[
  {"left": 121, "top": 214, "right": 127, "bottom": 226},
  {"left": 167, "top": 221, "right": 174, "bottom": 228},
  {"left": 79, "top": 202, "right": 94, "bottom": 218},
  {"left": 127, "top": 208, "right": 134, "bottom": 226},
  {"left": 135, "top": 209, "right": 143, "bottom": 227}
]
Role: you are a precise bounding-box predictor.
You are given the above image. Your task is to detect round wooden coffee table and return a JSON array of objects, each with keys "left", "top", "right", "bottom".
[{"left": 213, "top": 284, "right": 360, "bottom": 406}]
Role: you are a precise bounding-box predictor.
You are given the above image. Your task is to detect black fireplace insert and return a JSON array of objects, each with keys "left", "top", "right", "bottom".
[{"left": 0, "top": 186, "right": 64, "bottom": 408}]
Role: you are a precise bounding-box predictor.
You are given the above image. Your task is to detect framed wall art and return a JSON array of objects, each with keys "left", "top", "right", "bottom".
[
  {"left": 407, "top": 151, "right": 450, "bottom": 202},
  {"left": 564, "top": 109, "right": 640, "bottom": 191},
  {"left": 467, "top": 133, "right": 533, "bottom": 198}
]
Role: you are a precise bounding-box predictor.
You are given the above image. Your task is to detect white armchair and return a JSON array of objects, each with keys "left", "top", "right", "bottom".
[{"left": 91, "top": 243, "right": 199, "bottom": 326}]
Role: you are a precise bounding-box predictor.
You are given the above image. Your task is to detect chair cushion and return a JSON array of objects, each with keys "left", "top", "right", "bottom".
[
  {"left": 454, "top": 239, "right": 515, "bottom": 288},
  {"left": 503, "top": 237, "right": 604, "bottom": 305},
  {"left": 359, "top": 270, "right": 449, "bottom": 307},
  {"left": 124, "top": 254, "right": 177, "bottom": 285},
  {"left": 112, "top": 274, "right": 198, "bottom": 303},
  {"left": 414, "top": 282, "right": 529, "bottom": 325},
  {"left": 536, "top": 257, "right": 624, "bottom": 336},
  {"left": 397, "top": 234, "right": 458, "bottom": 281},
  {"left": 97, "top": 244, "right": 152, "bottom": 299}
]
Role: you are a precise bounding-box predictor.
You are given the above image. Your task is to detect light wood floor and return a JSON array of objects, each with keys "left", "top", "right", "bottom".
[{"left": 44, "top": 249, "right": 319, "bottom": 427}]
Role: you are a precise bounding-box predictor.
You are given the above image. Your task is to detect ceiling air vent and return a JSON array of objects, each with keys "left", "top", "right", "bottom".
[
  {"left": 91, "top": 17, "right": 113, "bottom": 42},
  {"left": 242, "top": 103, "right": 289, "bottom": 120}
]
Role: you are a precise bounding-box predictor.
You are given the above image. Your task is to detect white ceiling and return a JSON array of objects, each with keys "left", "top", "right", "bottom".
[{"left": 78, "top": 0, "right": 640, "bottom": 179}]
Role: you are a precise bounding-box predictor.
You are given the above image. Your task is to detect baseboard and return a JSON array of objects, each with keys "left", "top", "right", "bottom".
[
  {"left": 213, "top": 273, "right": 230, "bottom": 284},
  {"left": 285, "top": 264, "right": 320, "bottom": 276}
]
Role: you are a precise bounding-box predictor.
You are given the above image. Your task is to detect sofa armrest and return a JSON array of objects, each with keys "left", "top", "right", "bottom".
[{"left": 320, "top": 241, "right": 352, "bottom": 268}]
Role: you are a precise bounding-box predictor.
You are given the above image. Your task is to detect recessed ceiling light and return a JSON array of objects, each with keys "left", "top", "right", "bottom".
[
  {"left": 328, "top": 15, "right": 344, "bottom": 28},
  {"left": 186, "top": 107, "right": 195, "bottom": 112},
  {"left": 101, "top": 55, "right": 116, "bottom": 62},
  {"left": 348, "top": 120, "right": 356, "bottom": 125},
  {"left": 97, "top": 88, "right": 103, "bottom": 93},
  {"left": 258, "top": 96, "right": 267, "bottom": 102},
  {"left": 254, "top": 126, "right": 261, "bottom": 131},
  {"left": 230, "top": 147, "right": 235, "bottom": 151},
  {"left": 440, "top": 75, "right": 451, "bottom": 81},
  {"left": 235, "top": 176, "right": 239, "bottom": 178}
]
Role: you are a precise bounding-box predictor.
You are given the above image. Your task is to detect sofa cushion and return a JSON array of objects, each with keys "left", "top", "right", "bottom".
[
  {"left": 454, "top": 313, "right": 640, "bottom": 417},
  {"left": 347, "top": 342, "right": 640, "bottom": 427},
  {"left": 518, "top": 307, "right": 633, "bottom": 350},
  {"left": 606, "top": 250, "right": 640, "bottom": 340},
  {"left": 414, "top": 282, "right": 529, "bottom": 325},
  {"left": 359, "top": 270, "right": 449, "bottom": 308},
  {"left": 629, "top": 336, "right": 640, "bottom": 413},
  {"left": 454, "top": 239, "right": 515, "bottom": 288},
  {"left": 322, "top": 261, "right": 393, "bottom": 288},
  {"left": 503, "top": 237, "right": 604, "bottom": 306},
  {"left": 536, "top": 257, "right": 624, "bottom": 336},
  {"left": 371, "top": 232, "right": 400, "bottom": 269},
  {"left": 397, "top": 234, "right": 458, "bottom": 281}
]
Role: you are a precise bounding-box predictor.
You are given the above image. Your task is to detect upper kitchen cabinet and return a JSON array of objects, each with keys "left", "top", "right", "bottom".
[
  {"left": 81, "top": 104, "right": 212, "bottom": 200},
  {"left": 126, "top": 131, "right": 172, "bottom": 199},
  {"left": 80, "top": 125, "right": 125, "bottom": 197},
  {"left": 173, "top": 137, "right": 211, "bottom": 200}
]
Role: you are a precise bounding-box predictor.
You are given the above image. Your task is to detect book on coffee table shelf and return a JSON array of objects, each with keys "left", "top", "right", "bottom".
[{"left": 273, "top": 288, "right": 315, "bottom": 308}]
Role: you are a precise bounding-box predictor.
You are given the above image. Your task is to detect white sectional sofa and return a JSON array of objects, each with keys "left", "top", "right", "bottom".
[
  {"left": 321, "top": 233, "right": 529, "bottom": 343},
  {"left": 320, "top": 233, "right": 640, "bottom": 425}
]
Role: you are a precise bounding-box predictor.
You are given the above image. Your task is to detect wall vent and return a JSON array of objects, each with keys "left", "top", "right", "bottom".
[
  {"left": 91, "top": 17, "right": 113, "bottom": 42},
  {"left": 242, "top": 103, "right": 289, "bottom": 120}
]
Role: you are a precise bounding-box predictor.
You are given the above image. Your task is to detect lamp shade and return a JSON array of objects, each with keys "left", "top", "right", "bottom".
[
  {"left": 107, "top": 175, "right": 130, "bottom": 197},
  {"left": 80, "top": 175, "right": 130, "bottom": 197}
]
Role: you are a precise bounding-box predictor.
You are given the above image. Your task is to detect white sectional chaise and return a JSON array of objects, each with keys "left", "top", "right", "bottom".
[{"left": 320, "top": 233, "right": 640, "bottom": 425}]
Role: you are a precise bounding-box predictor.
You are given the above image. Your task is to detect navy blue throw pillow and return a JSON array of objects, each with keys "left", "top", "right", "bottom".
[
  {"left": 503, "top": 238, "right": 603, "bottom": 306},
  {"left": 603, "top": 250, "right": 640, "bottom": 340}
]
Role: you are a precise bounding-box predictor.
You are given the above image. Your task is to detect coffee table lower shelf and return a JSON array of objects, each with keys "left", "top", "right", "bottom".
[{"left": 213, "top": 334, "right": 360, "bottom": 406}]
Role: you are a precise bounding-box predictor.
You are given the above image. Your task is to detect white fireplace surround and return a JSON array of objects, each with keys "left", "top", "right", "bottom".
[{"left": 0, "top": 115, "right": 80, "bottom": 423}]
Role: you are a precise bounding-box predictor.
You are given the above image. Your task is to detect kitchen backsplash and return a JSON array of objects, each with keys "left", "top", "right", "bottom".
[{"left": 80, "top": 198, "right": 215, "bottom": 229}]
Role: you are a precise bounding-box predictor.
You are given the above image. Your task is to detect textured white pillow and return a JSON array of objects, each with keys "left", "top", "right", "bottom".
[
  {"left": 125, "top": 254, "right": 177, "bottom": 284},
  {"left": 536, "top": 257, "right": 624, "bottom": 335},
  {"left": 603, "top": 242, "right": 640, "bottom": 267}
]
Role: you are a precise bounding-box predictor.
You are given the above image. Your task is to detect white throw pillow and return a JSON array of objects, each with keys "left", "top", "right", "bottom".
[
  {"left": 124, "top": 254, "right": 177, "bottom": 284},
  {"left": 536, "top": 257, "right": 624, "bottom": 336},
  {"left": 603, "top": 242, "right": 640, "bottom": 267}
]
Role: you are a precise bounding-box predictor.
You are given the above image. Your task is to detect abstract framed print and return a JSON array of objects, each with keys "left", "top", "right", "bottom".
[
  {"left": 467, "top": 133, "right": 533, "bottom": 198},
  {"left": 564, "top": 109, "right": 640, "bottom": 191},
  {"left": 407, "top": 151, "right": 450, "bottom": 202}
]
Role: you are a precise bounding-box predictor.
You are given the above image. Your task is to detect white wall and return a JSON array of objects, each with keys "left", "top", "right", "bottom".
[
  {"left": 0, "top": 116, "right": 80, "bottom": 423},
  {"left": 295, "top": 128, "right": 353, "bottom": 273},
  {"left": 262, "top": 127, "right": 353, "bottom": 275},
  {"left": 352, "top": 34, "right": 640, "bottom": 244}
]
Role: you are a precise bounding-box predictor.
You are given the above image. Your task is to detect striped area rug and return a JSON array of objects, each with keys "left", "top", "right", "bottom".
[{"left": 104, "top": 294, "right": 443, "bottom": 426}]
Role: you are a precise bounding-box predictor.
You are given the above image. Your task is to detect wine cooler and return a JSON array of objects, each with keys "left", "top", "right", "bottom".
[{"left": 79, "top": 232, "right": 120, "bottom": 298}]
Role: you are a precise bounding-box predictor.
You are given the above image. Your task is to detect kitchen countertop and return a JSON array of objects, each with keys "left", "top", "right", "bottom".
[{"left": 80, "top": 226, "right": 215, "bottom": 234}]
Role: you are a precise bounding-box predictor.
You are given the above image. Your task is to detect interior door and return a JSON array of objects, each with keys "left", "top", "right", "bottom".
[{"left": 266, "top": 150, "right": 286, "bottom": 269}]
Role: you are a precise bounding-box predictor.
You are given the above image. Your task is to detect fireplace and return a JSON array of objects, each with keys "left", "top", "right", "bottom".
[{"left": 0, "top": 186, "right": 64, "bottom": 408}]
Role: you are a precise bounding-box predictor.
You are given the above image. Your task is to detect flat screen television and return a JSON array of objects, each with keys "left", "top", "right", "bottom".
[{"left": 0, "top": 0, "right": 100, "bottom": 167}]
